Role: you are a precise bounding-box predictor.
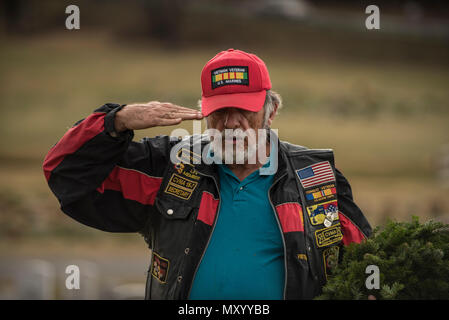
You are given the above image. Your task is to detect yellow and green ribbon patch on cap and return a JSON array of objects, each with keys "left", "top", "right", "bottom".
[{"left": 211, "top": 66, "right": 249, "bottom": 89}]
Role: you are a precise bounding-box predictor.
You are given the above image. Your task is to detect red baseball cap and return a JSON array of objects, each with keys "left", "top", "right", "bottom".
[{"left": 200, "top": 49, "right": 272, "bottom": 116}]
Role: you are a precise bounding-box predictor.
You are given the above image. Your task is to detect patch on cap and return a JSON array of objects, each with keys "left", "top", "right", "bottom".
[{"left": 211, "top": 66, "right": 249, "bottom": 89}]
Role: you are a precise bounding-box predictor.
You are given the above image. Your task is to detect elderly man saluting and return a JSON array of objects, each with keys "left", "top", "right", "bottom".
[{"left": 43, "top": 49, "right": 371, "bottom": 300}]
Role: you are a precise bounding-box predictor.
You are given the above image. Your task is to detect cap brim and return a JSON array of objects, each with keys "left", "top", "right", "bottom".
[{"left": 201, "top": 90, "right": 266, "bottom": 116}]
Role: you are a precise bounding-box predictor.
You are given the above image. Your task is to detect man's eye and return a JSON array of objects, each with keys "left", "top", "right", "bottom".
[{"left": 212, "top": 109, "right": 226, "bottom": 117}]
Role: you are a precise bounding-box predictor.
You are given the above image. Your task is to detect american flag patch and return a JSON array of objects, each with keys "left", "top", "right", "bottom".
[{"left": 296, "top": 161, "right": 336, "bottom": 188}]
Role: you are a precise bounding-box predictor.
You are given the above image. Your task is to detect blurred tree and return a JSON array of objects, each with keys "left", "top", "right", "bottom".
[
  {"left": 142, "top": 0, "right": 184, "bottom": 47},
  {"left": 1, "top": 0, "right": 24, "bottom": 33}
]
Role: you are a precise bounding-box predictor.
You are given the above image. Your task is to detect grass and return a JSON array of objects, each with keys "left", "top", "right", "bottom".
[{"left": 0, "top": 31, "right": 448, "bottom": 248}]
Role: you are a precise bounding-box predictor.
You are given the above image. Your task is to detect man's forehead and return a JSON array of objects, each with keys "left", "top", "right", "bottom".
[{"left": 209, "top": 107, "right": 260, "bottom": 115}]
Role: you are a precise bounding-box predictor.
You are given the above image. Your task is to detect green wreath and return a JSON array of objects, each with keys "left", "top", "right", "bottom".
[{"left": 316, "top": 216, "right": 449, "bottom": 299}]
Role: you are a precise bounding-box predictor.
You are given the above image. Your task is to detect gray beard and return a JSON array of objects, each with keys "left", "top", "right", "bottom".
[{"left": 207, "top": 128, "right": 269, "bottom": 165}]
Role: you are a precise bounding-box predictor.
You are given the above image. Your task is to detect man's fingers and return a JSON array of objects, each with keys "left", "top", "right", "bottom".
[
  {"left": 156, "top": 118, "right": 183, "bottom": 126},
  {"left": 145, "top": 102, "right": 202, "bottom": 117},
  {"left": 178, "top": 113, "right": 203, "bottom": 120},
  {"left": 162, "top": 111, "right": 203, "bottom": 120},
  {"left": 161, "top": 102, "right": 200, "bottom": 113},
  {"left": 154, "top": 112, "right": 202, "bottom": 127},
  {"left": 144, "top": 101, "right": 198, "bottom": 113},
  {"left": 173, "top": 108, "right": 202, "bottom": 115},
  {"left": 165, "top": 109, "right": 201, "bottom": 116},
  {"left": 121, "top": 101, "right": 203, "bottom": 130}
]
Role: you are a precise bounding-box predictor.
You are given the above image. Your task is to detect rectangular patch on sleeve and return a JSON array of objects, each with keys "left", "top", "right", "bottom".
[
  {"left": 315, "top": 223, "right": 343, "bottom": 248},
  {"left": 151, "top": 252, "right": 170, "bottom": 283},
  {"left": 211, "top": 66, "right": 249, "bottom": 89}
]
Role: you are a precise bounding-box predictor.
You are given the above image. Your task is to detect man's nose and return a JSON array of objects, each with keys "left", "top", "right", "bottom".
[{"left": 224, "top": 108, "right": 242, "bottom": 129}]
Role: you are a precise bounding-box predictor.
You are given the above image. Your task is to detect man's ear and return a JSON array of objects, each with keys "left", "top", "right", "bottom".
[{"left": 266, "top": 103, "right": 278, "bottom": 127}]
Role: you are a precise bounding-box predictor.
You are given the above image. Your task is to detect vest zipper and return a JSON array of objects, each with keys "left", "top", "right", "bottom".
[
  {"left": 145, "top": 226, "right": 155, "bottom": 299},
  {"left": 268, "top": 172, "right": 288, "bottom": 300},
  {"left": 186, "top": 172, "right": 221, "bottom": 299}
]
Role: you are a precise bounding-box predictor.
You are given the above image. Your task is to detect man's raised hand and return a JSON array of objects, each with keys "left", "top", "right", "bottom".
[{"left": 114, "top": 101, "right": 204, "bottom": 132}]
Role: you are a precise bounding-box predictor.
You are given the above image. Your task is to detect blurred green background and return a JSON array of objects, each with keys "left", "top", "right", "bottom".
[{"left": 0, "top": 0, "right": 448, "bottom": 299}]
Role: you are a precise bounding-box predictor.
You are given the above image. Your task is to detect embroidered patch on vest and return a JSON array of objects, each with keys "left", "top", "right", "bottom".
[
  {"left": 296, "top": 161, "right": 336, "bottom": 189},
  {"left": 174, "top": 162, "right": 201, "bottom": 181},
  {"left": 315, "top": 223, "right": 343, "bottom": 248},
  {"left": 323, "top": 246, "right": 340, "bottom": 280},
  {"left": 305, "top": 182, "right": 337, "bottom": 206},
  {"left": 297, "top": 253, "right": 308, "bottom": 261},
  {"left": 164, "top": 173, "right": 198, "bottom": 200},
  {"left": 211, "top": 66, "right": 249, "bottom": 89},
  {"left": 176, "top": 148, "right": 202, "bottom": 165},
  {"left": 306, "top": 199, "right": 339, "bottom": 226},
  {"left": 151, "top": 252, "right": 169, "bottom": 283}
]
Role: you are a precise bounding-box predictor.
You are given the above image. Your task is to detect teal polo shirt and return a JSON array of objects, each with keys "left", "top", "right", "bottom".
[{"left": 189, "top": 148, "right": 285, "bottom": 300}]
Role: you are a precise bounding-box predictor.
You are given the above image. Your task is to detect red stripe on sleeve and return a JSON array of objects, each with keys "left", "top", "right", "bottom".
[
  {"left": 43, "top": 112, "right": 106, "bottom": 181},
  {"left": 96, "top": 166, "right": 162, "bottom": 206},
  {"left": 339, "top": 211, "right": 366, "bottom": 245},
  {"left": 197, "top": 192, "right": 219, "bottom": 226},
  {"left": 275, "top": 202, "right": 304, "bottom": 233}
]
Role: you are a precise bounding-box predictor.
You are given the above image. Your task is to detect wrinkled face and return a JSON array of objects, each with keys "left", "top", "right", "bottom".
[
  {"left": 206, "top": 107, "right": 268, "bottom": 164},
  {"left": 207, "top": 107, "right": 265, "bottom": 132}
]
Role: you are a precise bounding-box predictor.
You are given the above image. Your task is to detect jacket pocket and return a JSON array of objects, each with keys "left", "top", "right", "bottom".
[{"left": 155, "top": 196, "right": 194, "bottom": 220}]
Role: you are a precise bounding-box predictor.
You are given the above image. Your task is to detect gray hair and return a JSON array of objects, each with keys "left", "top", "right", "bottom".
[
  {"left": 263, "top": 90, "right": 282, "bottom": 128},
  {"left": 198, "top": 90, "right": 282, "bottom": 128}
]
